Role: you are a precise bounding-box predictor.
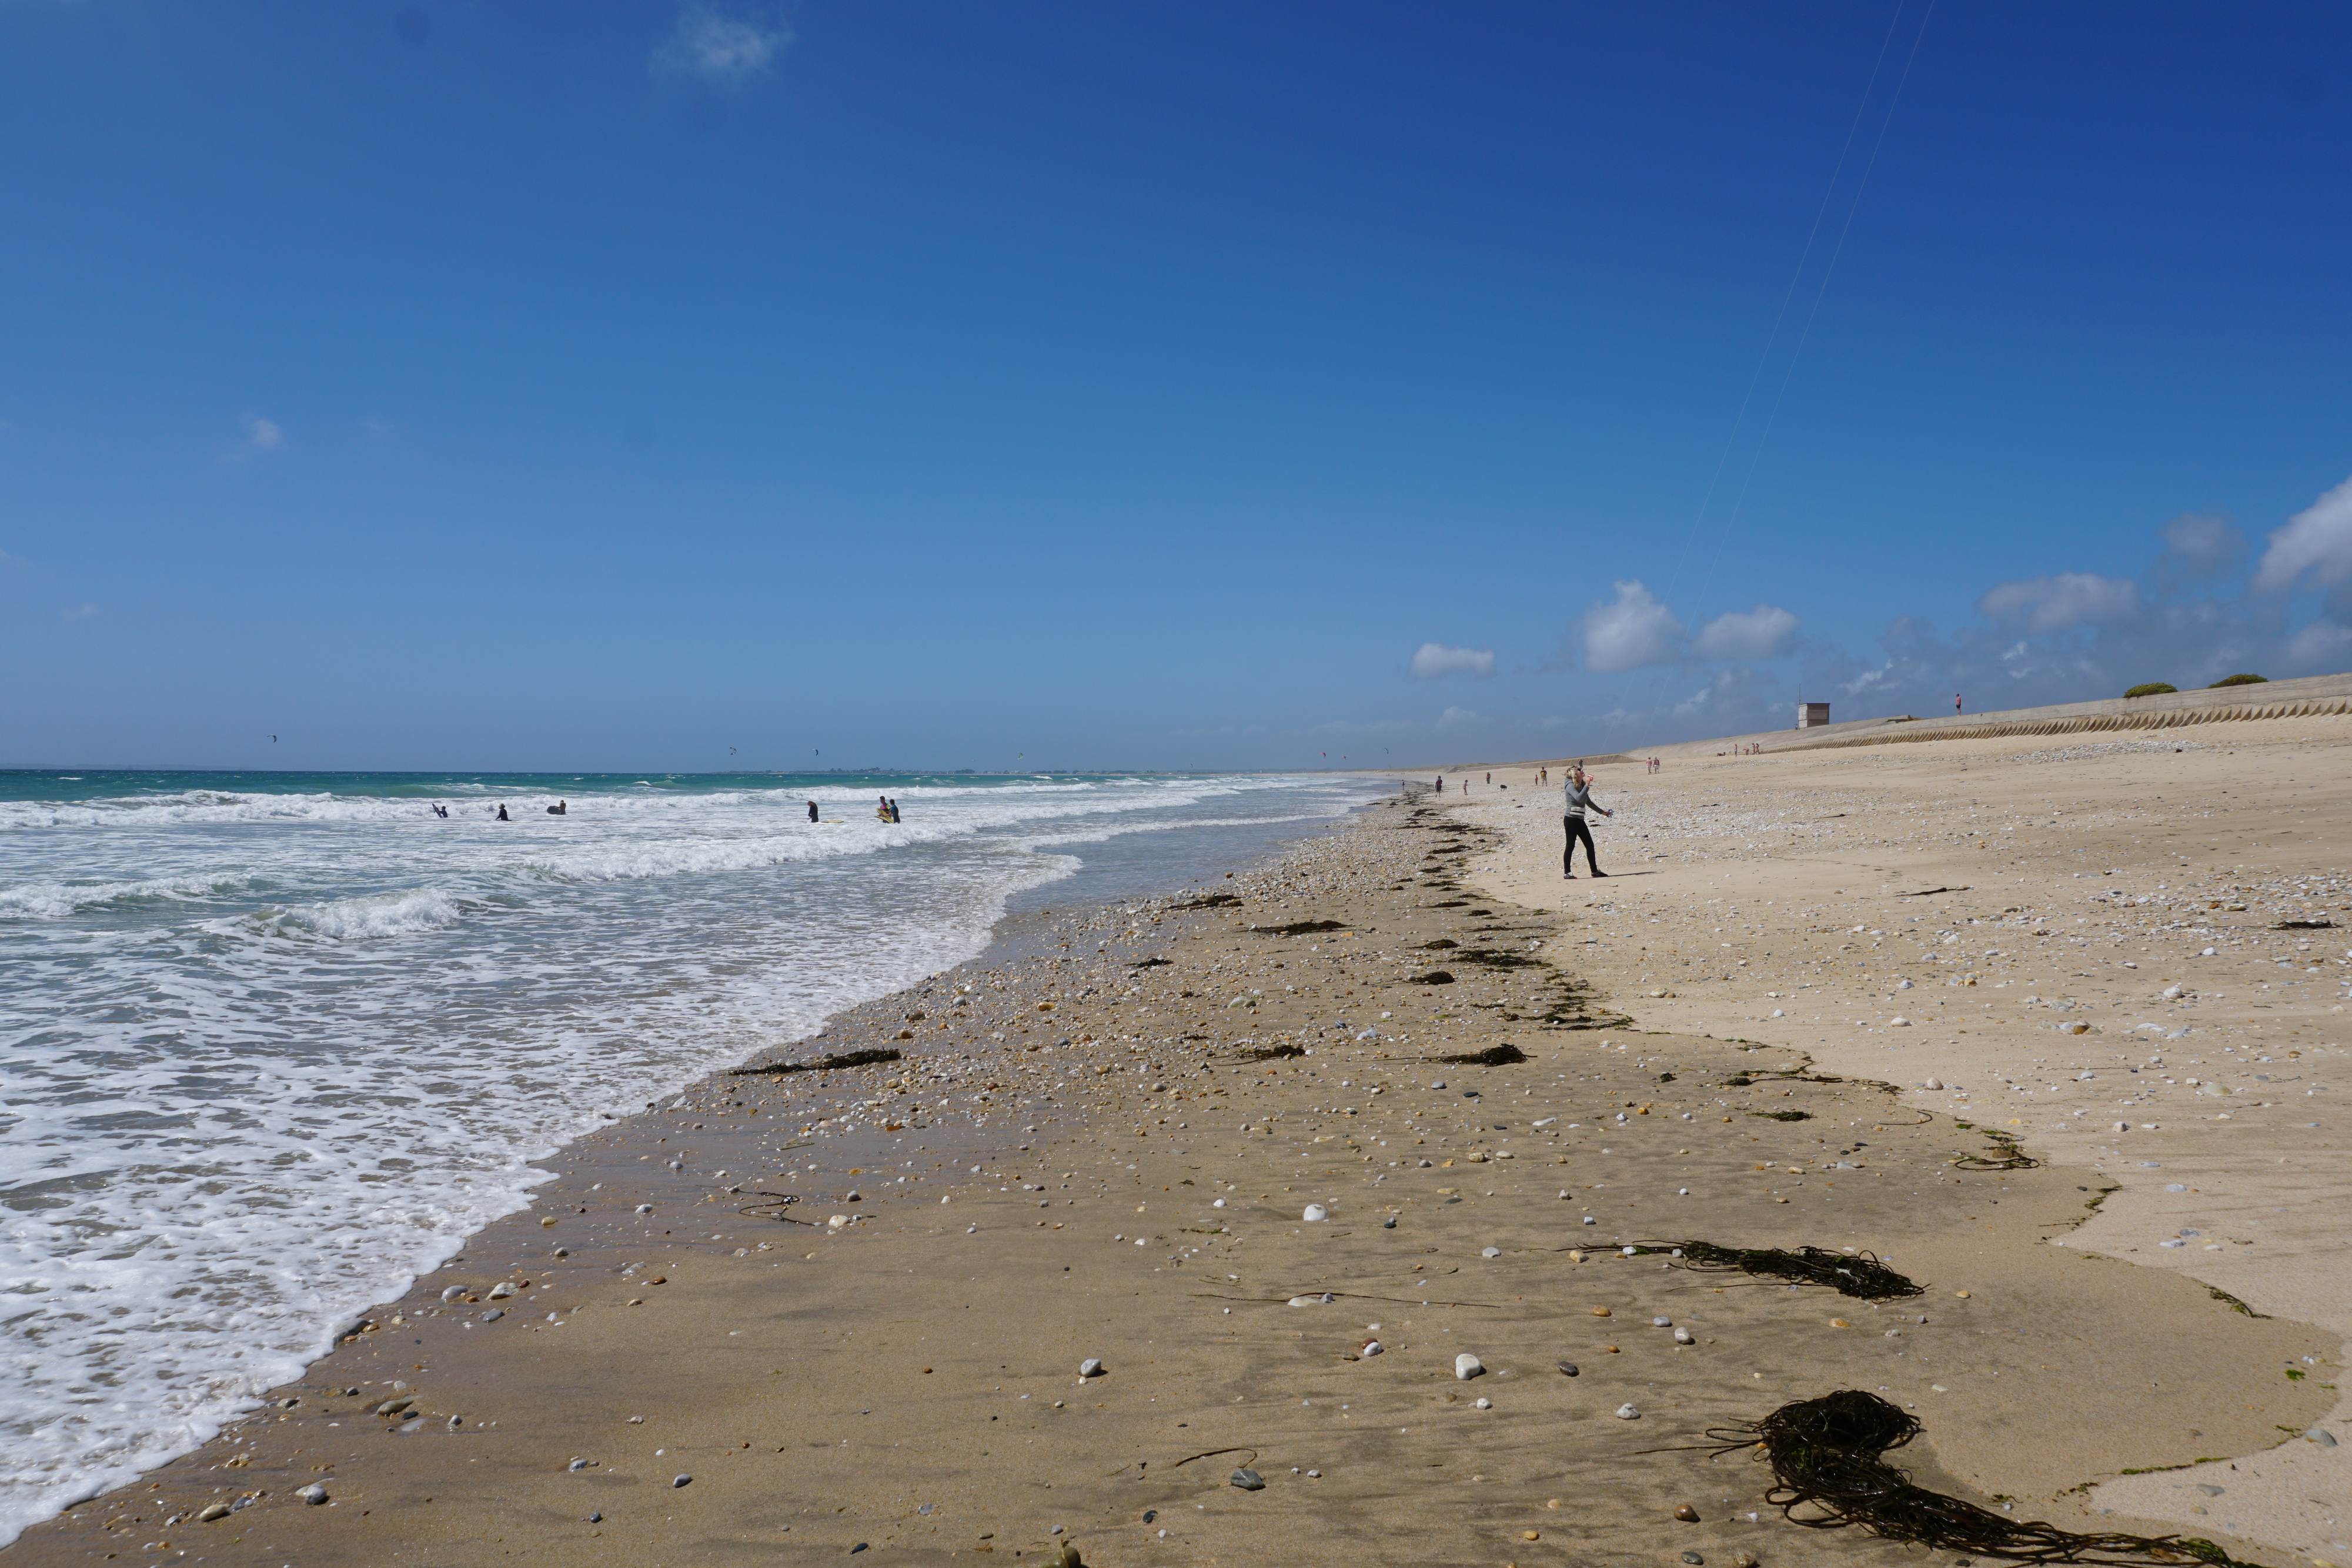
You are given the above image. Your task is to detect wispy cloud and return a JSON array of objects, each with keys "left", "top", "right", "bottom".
[
  {"left": 60, "top": 603, "right": 97, "bottom": 620},
  {"left": 652, "top": 5, "right": 791, "bottom": 86},
  {"left": 1409, "top": 641, "right": 1495, "bottom": 679},
  {"left": 1436, "top": 706, "right": 1482, "bottom": 731},
  {"left": 222, "top": 414, "right": 283, "bottom": 463},
  {"left": 1975, "top": 571, "right": 2139, "bottom": 634},
  {"left": 1693, "top": 604, "right": 1799, "bottom": 661}
]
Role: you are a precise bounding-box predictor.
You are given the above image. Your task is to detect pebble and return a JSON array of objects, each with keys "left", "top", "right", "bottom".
[
  {"left": 1591, "top": 1306, "right": 1612, "bottom": 1317},
  {"left": 1482, "top": 1246, "right": 1502, "bottom": 1258},
  {"left": 1474, "top": 1396, "right": 1492, "bottom": 1409},
  {"left": 1673, "top": 1328, "right": 1696, "bottom": 1345},
  {"left": 1616, "top": 1403, "right": 1641, "bottom": 1419},
  {"left": 1302, "top": 1203, "right": 1329, "bottom": 1222},
  {"left": 1556, "top": 1362, "right": 1579, "bottom": 1376},
  {"left": 1361, "top": 1340, "right": 1384, "bottom": 1356},
  {"left": 569, "top": 1458, "right": 590, "bottom": 1471},
  {"left": 1455, "top": 1353, "right": 1485, "bottom": 1380},
  {"left": 1230, "top": 1468, "right": 1265, "bottom": 1491},
  {"left": 1732, "top": 1555, "right": 1758, "bottom": 1568},
  {"left": 198, "top": 1503, "right": 232, "bottom": 1522},
  {"left": 2308, "top": 1428, "right": 2339, "bottom": 1447},
  {"left": 487, "top": 1282, "right": 516, "bottom": 1299},
  {"left": 297, "top": 1484, "right": 328, "bottom": 1505},
  {"left": 672, "top": 1473, "right": 692, "bottom": 1487},
  {"left": 1923, "top": 1078, "right": 1943, "bottom": 1091},
  {"left": 480, "top": 1308, "right": 504, "bottom": 1322},
  {"left": 1890, "top": 1016, "right": 1910, "bottom": 1027},
  {"left": 1382, "top": 1216, "right": 1398, "bottom": 1229},
  {"left": 636, "top": 1203, "right": 653, "bottom": 1213},
  {"left": 439, "top": 1285, "right": 467, "bottom": 1302},
  {"left": 1682, "top": 1553, "right": 1705, "bottom": 1564},
  {"left": 1674, "top": 1504, "right": 1700, "bottom": 1522},
  {"left": 1652, "top": 1316, "right": 1672, "bottom": 1326},
  {"left": 1079, "top": 1358, "right": 1105, "bottom": 1378}
]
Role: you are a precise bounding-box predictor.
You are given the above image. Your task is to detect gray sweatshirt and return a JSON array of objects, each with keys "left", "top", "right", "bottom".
[{"left": 1564, "top": 781, "right": 1602, "bottom": 818}]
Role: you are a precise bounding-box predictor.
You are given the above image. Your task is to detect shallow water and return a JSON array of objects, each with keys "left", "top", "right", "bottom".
[{"left": 0, "top": 767, "right": 1384, "bottom": 1542}]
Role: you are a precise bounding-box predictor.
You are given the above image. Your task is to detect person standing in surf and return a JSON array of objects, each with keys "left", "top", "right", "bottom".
[{"left": 1562, "top": 765, "right": 1612, "bottom": 878}]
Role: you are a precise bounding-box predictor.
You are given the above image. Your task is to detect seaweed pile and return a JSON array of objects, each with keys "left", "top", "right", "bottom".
[
  {"left": 729, "top": 1047, "right": 902, "bottom": 1076},
  {"left": 1649, "top": 1241, "right": 1925, "bottom": 1299},
  {"left": 1432, "top": 1044, "right": 1529, "bottom": 1066},
  {"left": 1953, "top": 1126, "right": 2041, "bottom": 1170},
  {"left": 1709, "top": 1390, "right": 2262, "bottom": 1567}
]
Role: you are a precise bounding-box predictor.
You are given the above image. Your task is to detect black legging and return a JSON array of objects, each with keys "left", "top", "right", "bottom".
[{"left": 1563, "top": 814, "right": 1599, "bottom": 874}]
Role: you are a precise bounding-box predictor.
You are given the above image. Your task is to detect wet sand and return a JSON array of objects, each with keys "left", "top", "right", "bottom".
[{"left": 9, "top": 785, "right": 2339, "bottom": 1568}]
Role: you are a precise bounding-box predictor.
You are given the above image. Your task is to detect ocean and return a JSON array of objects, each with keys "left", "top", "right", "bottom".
[{"left": 0, "top": 767, "right": 1386, "bottom": 1542}]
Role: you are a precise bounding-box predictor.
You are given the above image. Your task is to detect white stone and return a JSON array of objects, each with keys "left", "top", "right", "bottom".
[
  {"left": 1302, "top": 1203, "right": 1329, "bottom": 1222},
  {"left": 1615, "top": 1403, "right": 1641, "bottom": 1419},
  {"left": 1473, "top": 1396, "right": 1492, "bottom": 1409},
  {"left": 1890, "top": 1016, "right": 1910, "bottom": 1027},
  {"left": 1922, "top": 1078, "right": 1943, "bottom": 1091},
  {"left": 1078, "top": 1358, "right": 1105, "bottom": 1378},
  {"left": 1361, "top": 1340, "right": 1384, "bottom": 1356},
  {"left": 1454, "top": 1353, "right": 1484, "bottom": 1380}
]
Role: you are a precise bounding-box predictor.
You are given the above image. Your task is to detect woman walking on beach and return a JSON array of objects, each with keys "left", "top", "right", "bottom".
[{"left": 1563, "top": 765, "right": 1612, "bottom": 878}]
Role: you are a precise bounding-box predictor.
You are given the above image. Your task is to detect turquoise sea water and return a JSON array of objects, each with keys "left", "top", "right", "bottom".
[{"left": 0, "top": 767, "right": 1385, "bottom": 1541}]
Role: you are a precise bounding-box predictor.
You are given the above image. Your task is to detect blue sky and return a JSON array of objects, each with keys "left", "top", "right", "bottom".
[{"left": 5, "top": 2, "right": 2351, "bottom": 772}]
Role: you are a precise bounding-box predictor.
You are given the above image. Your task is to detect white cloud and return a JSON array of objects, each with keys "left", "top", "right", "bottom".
[
  {"left": 1580, "top": 580, "right": 1685, "bottom": 671},
  {"left": 1975, "top": 571, "right": 2139, "bottom": 634},
  {"left": 60, "top": 604, "right": 96, "bottom": 620},
  {"left": 1409, "top": 642, "right": 1495, "bottom": 679},
  {"left": 1436, "top": 706, "right": 1481, "bottom": 731},
  {"left": 2281, "top": 618, "right": 2352, "bottom": 670},
  {"left": 653, "top": 5, "right": 791, "bottom": 86},
  {"left": 2252, "top": 474, "right": 2352, "bottom": 593},
  {"left": 246, "top": 415, "right": 282, "bottom": 451},
  {"left": 2156, "top": 511, "right": 2244, "bottom": 580},
  {"left": 1693, "top": 603, "right": 1799, "bottom": 661}
]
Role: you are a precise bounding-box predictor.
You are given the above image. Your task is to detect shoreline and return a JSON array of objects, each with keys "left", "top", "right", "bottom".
[{"left": 9, "top": 785, "right": 2337, "bottom": 1566}]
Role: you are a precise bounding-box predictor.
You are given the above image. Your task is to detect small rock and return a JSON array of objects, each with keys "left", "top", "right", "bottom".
[
  {"left": 1361, "top": 1340, "right": 1384, "bottom": 1356},
  {"left": 1731, "top": 1554, "right": 1758, "bottom": 1568},
  {"left": 636, "top": 1203, "right": 653, "bottom": 1213},
  {"left": 1302, "top": 1203, "right": 1329, "bottom": 1222},
  {"left": 1681, "top": 1553, "right": 1705, "bottom": 1564},
  {"left": 1673, "top": 1328, "right": 1695, "bottom": 1345},
  {"left": 1382, "top": 1216, "right": 1397, "bottom": 1229},
  {"left": 447, "top": 1415, "right": 463, "bottom": 1429},
  {"left": 1615, "top": 1403, "right": 1641, "bottom": 1419},
  {"left": 298, "top": 1484, "right": 329, "bottom": 1505},
  {"left": 1674, "top": 1504, "right": 1700, "bottom": 1522},
  {"left": 439, "top": 1285, "right": 467, "bottom": 1302},
  {"left": 1455, "top": 1353, "right": 1484, "bottom": 1380},
  {"left": 1590, "top": 1306, "right": 1612, "bottom": 1317},
  {"left": 198, "top": 1503, "right": 232, "bottom": 1522},
  {"left": 1482, "top": 1246, "right": 1502, "bottom": 1258},
  {"left": 1556, "top": 1362, "right": 1579, "bottom": 1376},
  {"left": 480, "top": 1308, "right": 504, "bottom": 1322},
  {"left": 569, "top": 1457, "right": 590, "bottom": 1471},
  {"left": 1923, "top": 1078, "right": 1943, "bottom": 1091},
  {"left": 1890, "top": 1016, "right": 1910, "bottom": 1027},
  {"left": 1078, "top": 1358, "right": 1105, "bottom": 1378},
  {"left": 2308, "top": 1428, "right": 2339, "bottom": 1447},
  {"left": 1230, "top": 1468, "right": 1265, "bottom": 1491},
  {"left": 673, "top": 1473, "right": 692, "bottom": 1488},
  {"left": 587, "top": 1512, "right": 603, "bottom": 1523},
  {"left": 1652, "top": 1316, "right": 1672, "bottom": 1326},
  {"left": 487, "top": 1282, "right": 516, "bottom": 1299},
  {"left": 1474, "top": 1396, "right": 1492, "bottom": 1409}
]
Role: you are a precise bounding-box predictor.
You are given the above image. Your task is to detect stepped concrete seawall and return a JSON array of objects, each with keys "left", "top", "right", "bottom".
[{"left": 1643, "top": 669, "right": 2352, "bottom": 759}]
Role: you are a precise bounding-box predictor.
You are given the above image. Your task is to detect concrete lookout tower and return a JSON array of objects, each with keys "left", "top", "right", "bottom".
[{"left": 1797, "top": 701, "right": 1830, "bottom": 729}]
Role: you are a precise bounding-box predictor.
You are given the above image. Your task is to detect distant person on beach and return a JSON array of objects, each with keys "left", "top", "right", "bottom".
[
  {"left": 1434, "top": 775, "right": 1442, "bottom": 793},
  {"left": 807, "top": 800, "right": 820, "bottom": 823},
  {"left": 1562, "top": 765, "right": 1613, "bottom": 879},
  {"left": 876, "top": 797, "right": 893, "bottom": 822},
  {"left": 1956, "top": 693, "right": 1964, "bottom": 715},
  {"left": 887, "top": 798, "right": 902, "bottom": 823},
  {"left": 547, "top": 800, "right": 567, "bottom": 815},
  {"left": 495, "top": 804, "right": 510, "bottom": 822},
  {"left": 432, "top": 803, "right": 448, "bottom": 818}
]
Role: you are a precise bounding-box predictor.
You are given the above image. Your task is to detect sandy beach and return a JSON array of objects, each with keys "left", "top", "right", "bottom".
[{"left": 10, "top": 753, "right": 2346, "bottom": 1568}]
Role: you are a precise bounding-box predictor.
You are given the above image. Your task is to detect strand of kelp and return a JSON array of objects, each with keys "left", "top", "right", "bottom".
[
  {"left": 1623, "top": 1241, "right": 1927, "bottom": 1300},
  {"left": 1706, "top": 1390, "right": 2264, "bottom": 1568}
]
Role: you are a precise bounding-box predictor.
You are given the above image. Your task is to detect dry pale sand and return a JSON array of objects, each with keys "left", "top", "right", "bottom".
[
  {"left": 9, "top": 780, "right": 2341, "bottom": 1568},
  {"left": 1437, "top": 714, "right": 2351, "bottom": 1562}
]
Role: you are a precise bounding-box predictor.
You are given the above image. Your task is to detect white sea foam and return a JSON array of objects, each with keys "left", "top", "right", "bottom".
[{"left": 0, "top": 768, "right": 1383, "bottom": 1542}]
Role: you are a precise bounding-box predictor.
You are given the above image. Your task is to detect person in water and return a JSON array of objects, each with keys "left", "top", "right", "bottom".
[
  {"left": 547, "top": 800, "right": 567, "bottom": 815},
  {"left": 432, "top": 804, "right": 448, "bottom": 818},
  {"left": 888, "top": 798, "right": 902, "bottom": 823},
  {"left": 495, "top": 804, "right": 510, "bottom": 822},
  {"left": 807, "top": 800, "right": 820, "bottom": 823}
]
